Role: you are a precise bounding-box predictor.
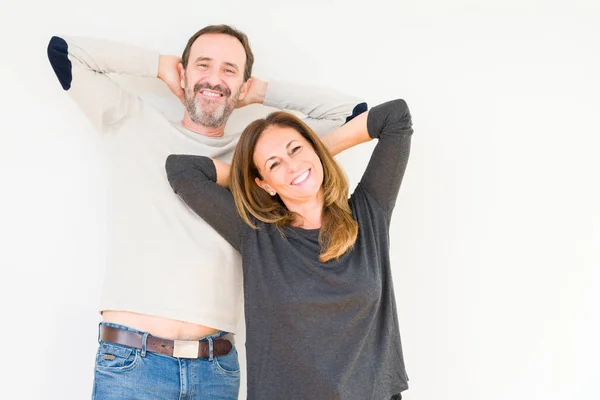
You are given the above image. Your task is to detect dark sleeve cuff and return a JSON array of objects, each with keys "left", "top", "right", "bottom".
[
  {"left": 345, "top": 102, "right": 369, "bottom": 124},
  {"left": 47, "top": 36, "right": 72, "bottom": 91}
]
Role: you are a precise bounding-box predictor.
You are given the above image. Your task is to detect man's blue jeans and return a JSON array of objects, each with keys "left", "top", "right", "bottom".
[{"left": 92, "top": 323, "right": 240, "bottom": 399}]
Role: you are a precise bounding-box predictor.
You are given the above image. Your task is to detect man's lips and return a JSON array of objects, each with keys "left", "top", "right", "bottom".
[{"left": 198, "top": 89, "right": 225, "bottom": 98}]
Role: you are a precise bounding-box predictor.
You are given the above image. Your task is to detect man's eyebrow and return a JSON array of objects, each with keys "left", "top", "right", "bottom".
[{"left": 194, "top": 57, "right": 212, "bottom": 63}]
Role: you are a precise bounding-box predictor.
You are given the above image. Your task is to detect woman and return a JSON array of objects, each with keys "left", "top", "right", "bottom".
[{"left": 166, "top": 99, "right": 413, "bottom": 399}]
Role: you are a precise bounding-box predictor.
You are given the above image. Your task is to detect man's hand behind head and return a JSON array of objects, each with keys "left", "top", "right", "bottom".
[
  {"left": 236, "top": 77, "right": 267, "bottom": 108},
  {"left": 158, "top": 55, "right": 185, "bottom": 104}
]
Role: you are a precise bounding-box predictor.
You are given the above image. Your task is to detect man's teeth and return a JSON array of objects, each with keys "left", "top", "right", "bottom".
[
  {"left": 202, "top": 91, "right": 222, "bottom": 97},
  {"left": 292, "top": 170, "right": 309, "bottom": 185}
]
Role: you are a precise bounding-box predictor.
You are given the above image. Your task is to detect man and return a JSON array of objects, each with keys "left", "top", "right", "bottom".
[{"left": 47, "top": 25, "right": 367, "bottom": 399}]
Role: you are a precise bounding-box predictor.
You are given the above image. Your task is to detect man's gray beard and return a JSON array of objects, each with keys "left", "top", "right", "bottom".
[{"left": 184, "top": 84, "right": 241, "bottom": 129}]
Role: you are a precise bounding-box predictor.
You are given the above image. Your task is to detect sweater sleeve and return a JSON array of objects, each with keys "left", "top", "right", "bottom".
[
  {"left": 263, "top": 80, "right": 368, "bottom": 136},
  {"left": 356, "top": 99, "right": 414, "bottom": 220},
  {"left": 47, "top": 36, "right": 158, "bottom": 132},
  {"left": 165, "top": 155, "right": 244, "bottom": 251}
]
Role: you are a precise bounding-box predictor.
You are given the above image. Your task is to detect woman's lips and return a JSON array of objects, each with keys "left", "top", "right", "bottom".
[{"left": 291, "top": 168, "right": 311, "bottom": 185}]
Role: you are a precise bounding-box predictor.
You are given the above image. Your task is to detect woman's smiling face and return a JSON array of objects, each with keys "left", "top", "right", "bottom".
[{"left": 253, "top": 125, "right": 324, "bottom": 203}]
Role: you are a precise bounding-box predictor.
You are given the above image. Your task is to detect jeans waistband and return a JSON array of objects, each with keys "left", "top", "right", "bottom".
[{"left": 98, "top": 322, "right": 234, "bottom": 359}]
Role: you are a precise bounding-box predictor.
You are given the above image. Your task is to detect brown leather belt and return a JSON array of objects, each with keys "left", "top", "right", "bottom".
[{"left": 99, "top": 325, "right": 232, "bottom": 359}]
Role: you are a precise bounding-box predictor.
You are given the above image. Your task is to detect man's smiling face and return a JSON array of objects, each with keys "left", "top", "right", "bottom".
[{"left": 181, "top": 33, "right": 248, "bottom": 128}]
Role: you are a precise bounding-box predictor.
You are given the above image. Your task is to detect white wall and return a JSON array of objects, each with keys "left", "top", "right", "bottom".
[{"left": 1, "top": 0, "right": 598, "bottom": 399}]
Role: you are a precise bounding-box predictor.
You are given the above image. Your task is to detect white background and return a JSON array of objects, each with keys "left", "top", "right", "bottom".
[{"left": 1, "top": 0, "right": 599, "bottom": 399}]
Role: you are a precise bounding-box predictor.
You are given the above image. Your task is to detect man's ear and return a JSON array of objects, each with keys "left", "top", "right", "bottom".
[
  {"left": 237, "top": 77, "right": 252, "bottom": 102},
  {"left": 178, "top": 63, "right": 185, "bottom": 89}
]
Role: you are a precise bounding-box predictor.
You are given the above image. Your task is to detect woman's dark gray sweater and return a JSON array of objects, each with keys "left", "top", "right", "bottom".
[{"left": 166, "top": 99, "right": 413, "bottom": 399}]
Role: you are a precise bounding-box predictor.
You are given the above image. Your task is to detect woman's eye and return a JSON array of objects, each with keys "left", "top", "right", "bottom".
[
  {"left": 269, "top": 162, "right": 280, "bottom": 170},
  {"left": 291, "top": 146, "right": 302, "bottom": 154}
]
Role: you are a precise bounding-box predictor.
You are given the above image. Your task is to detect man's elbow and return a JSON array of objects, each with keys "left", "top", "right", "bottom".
[{"left": 47, "top": 36, "right": 72, "bottom": 91}]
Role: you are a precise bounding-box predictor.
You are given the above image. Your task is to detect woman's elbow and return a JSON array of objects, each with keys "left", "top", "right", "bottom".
[{"left": 165, "top": 154, "right": 186, "bottom": 189}]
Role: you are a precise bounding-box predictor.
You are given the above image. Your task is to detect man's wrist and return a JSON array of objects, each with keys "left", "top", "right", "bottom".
[
  {"left": 158, "top": 55, "right": 180, "bottom": 80},
  {"left": 251, "top": 78, "right": 268, "bottom": 104}
]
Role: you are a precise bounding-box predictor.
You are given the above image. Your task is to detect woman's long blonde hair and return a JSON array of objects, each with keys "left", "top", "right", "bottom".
[{"left": 230, "top": 111, "right": 358, "bottom": 262}]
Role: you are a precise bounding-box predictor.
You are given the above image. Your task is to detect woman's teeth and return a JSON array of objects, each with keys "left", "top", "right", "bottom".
[{"left": 292, "top": 170, "right": 310, "bottom": 185}]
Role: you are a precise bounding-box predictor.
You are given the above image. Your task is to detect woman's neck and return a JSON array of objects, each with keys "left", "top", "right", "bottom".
[{"left": 284, "top": 191, "right": 325, "bottom": 229}]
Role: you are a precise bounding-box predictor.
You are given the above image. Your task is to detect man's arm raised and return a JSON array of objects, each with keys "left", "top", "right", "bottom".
[{"left": 47, "top": 36, "right": 171, "bottom": 132}]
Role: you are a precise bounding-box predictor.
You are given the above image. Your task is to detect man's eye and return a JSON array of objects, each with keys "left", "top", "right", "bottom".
[
  {"left": 198, "top": 63, "right": 209, "bottom": 68},
  {"left": 225, "top": 69, "right": 235, "bottom": 74}
]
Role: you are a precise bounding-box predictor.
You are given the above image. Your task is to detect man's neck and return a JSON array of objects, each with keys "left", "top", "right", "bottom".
[{"left": 181, "top": 114, "right": 225, "bottom": 137}]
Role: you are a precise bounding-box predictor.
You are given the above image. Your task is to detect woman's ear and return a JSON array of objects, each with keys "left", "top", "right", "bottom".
[{"left": 255, "top": 177, "right": 276, "bottom": 196}]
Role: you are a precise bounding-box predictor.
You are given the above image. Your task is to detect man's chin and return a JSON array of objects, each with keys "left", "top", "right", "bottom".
[
  {"left": 195, "top": 92, "right": 229, "bottom": 104},
  {"left": 190, "top": 112, "right": 226, "bottom": 128},
  {"left": 196, "top": 99, "right": 228, "bottom": 115},
  {"left": 186, "top": 96, "right": 236, "bottom": 127}
]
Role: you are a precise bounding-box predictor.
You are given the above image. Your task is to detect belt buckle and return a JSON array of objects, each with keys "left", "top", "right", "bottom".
[{"left": 173, "top": 340, "right": 200, "bottom": 358}]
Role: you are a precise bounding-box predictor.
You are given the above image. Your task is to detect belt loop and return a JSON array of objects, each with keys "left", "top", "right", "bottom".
[
  {"left": 141, "top": 332, "right": 149, "bottom": 357},
  {"left": 207, "top": 337, "right": 214, "bottom": 361},
  {"left": 97, "top": 322, "right": 102, "bottom": 344}
]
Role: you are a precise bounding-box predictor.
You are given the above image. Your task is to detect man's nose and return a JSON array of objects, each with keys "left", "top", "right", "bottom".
[{"left": 204, "top": 68, "right": 222, "bottom": 87}]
